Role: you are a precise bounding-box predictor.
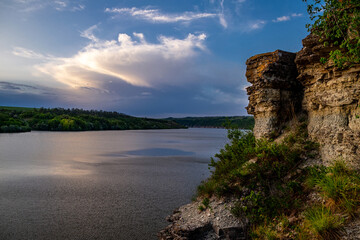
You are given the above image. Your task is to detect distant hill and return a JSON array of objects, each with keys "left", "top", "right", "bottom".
[
  {"left": 0, "top": 106, "right": 184, "bottom": 133},
  {"left": 165, "top": 116, "right": 254, "bottom": 130}
]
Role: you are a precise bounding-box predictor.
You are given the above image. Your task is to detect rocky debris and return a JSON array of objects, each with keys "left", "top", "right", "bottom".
[
  {"left": 342, "top": 218, "right": 360, "bottom": 240},
  {"left": 245, "top": 50, "right": 303, "bottom": 138},
  {"left": 295, "top": 34, "right": 360, "bottom": 168},
  {"left": 158, "top": 198, "right": 248, "bottom": 240}
]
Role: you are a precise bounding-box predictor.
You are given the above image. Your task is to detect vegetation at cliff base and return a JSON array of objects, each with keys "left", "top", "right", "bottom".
[
  {"left": 0, "top": 106, "right": 184, "bottom": 133},
  {"left": 197, "top": 121, "right": 360, "bottom": 239},
  {"left": 165, "top": 116, "right": 254, "bottom": 130},
  {"left": 304, "top": 0, "right": 360, "bottom": 68}
]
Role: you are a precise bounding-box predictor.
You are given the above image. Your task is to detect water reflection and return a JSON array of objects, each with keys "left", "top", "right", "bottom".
[{"left": 0, "top": 128, "right": 227, "bottom": 240}]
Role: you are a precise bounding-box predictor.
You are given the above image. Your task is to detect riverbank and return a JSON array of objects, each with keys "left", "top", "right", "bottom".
[{"left": 0, "top": 106, "right": 184, "bottom": 133}]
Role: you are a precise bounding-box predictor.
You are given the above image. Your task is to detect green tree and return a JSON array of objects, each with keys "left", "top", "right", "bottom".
[{"left": 303, "top": 0, "right": 360, "bottom": 68}]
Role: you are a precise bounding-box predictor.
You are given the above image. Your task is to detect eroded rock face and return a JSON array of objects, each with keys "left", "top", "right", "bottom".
[
  {"left": 245, "top": 35, "right": 360, "bottom": 167},
  {"left": 158, "top": 198, "right": 248, "bottom": 240},
  {"left": 245, "top": 50, "right": 303, "bottom": 138},
  {"left": 295, "top": 34, "right": 360, "bottom": 167}
]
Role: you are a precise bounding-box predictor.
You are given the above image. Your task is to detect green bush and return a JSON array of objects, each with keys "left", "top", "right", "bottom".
[
  {"left": 197, "top": 125, "right": 311, "bottom": 223},
  {"left": 303, "top": 0, "right": 360, "bottom": 68}
]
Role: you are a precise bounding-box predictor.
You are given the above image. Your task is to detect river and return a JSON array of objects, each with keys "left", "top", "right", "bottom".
[{"left": 0, "top": 128, "right": 227, "bottom": 240}]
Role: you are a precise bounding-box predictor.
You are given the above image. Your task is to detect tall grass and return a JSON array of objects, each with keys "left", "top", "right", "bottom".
[{"left": 304, "top": 206, "right": 344, "bottom": 239}]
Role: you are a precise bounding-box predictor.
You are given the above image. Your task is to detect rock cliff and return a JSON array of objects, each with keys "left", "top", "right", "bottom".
[
  {"left": 246, "top": 35, "right": 360, "bottom": 168},
  {"left": 159, "top": 33, "right": 360, "bottom": 239},
  {"left": 245, "top": 50, "right": 302, "bottom": 139},
  {"left": 295, "top": 34, "right": 360, "bottom": 167}
]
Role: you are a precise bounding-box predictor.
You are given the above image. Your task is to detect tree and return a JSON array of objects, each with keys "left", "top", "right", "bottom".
[{"left": 303, "top": 0, "right": 360, "bottom": 68}]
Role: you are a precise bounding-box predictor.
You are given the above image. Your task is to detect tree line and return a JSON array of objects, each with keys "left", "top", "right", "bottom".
[{"left": 0, "top": 107, "right": 184, "bottom": 133}]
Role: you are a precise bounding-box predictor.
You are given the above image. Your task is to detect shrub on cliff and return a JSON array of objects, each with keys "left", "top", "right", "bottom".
[
  {"left": 197, "top": 120, "right": 360, "bottom": 239},
  {"left": 197, "top": 121, "right": 316, "bottom": 222},
  {"left": 303, "top": 0, "right": 360, "bottom": 68}
]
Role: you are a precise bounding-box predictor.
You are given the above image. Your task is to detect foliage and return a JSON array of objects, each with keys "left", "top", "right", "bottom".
[
  {"left": 250, "top": 215, "right": 294, "bottom": 240},
  {"left": 251, "top": 161, "right": 360, "bottom": 239},
  {"left": 307, "top": 161, "right": 360, "bottom": 216},
  {"left": 197, "top": 118, "right": 360, "bottom": 239},
  {"left": 304, "top": 206, "right": 344, "bottom": 239},
  {"left": 0, "top": 106, "right": 184, "bottom": 133},
  {"left": 166, "top": 116, "right": 255, "bottom": 130},
  {"left": 197, "top": 121, "right": 315, "bottom": 224},
  {"left": 198, "top": 197, "right": 211, "bottom": 212},
  {"left": 303, "top": 0, "right": 360, "bottom": 68}
]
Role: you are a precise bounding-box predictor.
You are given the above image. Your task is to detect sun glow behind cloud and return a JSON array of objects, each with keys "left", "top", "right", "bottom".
[
  {"left": 2, "top": 0, "right": 308, "bottom": 116},
  {"left": 14, "top": 30, "right": 208, "bottom": 90}
]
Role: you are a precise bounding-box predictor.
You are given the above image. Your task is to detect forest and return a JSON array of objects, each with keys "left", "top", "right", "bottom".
[
  {"left": 0, "top": 106, "right": 184, "bottom": 133},
  {"left": 166, "top": 116, "right": 254, "bottom": 129}
]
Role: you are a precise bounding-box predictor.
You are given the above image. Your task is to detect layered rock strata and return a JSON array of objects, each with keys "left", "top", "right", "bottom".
[
  {"left": 245, "top": 50, "right": 303, "bottom": 138},
  {"left": 295, "top": 34, "right": 360, "bottom": 167},
  {"left": 246, "top": 35, "right": 360, "bottom": 167}
]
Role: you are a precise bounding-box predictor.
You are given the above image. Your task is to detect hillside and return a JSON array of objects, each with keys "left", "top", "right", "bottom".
[
  {"left": 159, "top": 11, "right": 360, "bottom": 238},
  {"left": 0, "top": 106, "right": 184, "bottom": 133},
  {"left": 165, "top": 116, "right": 254, "bottom": 130}
]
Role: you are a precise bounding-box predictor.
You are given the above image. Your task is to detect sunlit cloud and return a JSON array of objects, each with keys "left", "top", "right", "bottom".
[
  {"left": 11, "top": 27, "right": 248, "bottom": 115},
  {"left": 14, "top": 31, "right": 208, "bottom": 89},
  {"left": 105, "top": 7, "right": 227, "bottom": 28}
]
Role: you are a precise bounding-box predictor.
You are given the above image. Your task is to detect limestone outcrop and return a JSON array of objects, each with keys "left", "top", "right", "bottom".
[
  {"left": 246, "top": 35, "right": 360, "bottom": 167},
  {"left": 295, "top": 34, "right": 360, "bottom": 167},
  {"left": 245, "top": 50, "right": 303, "bottom": 138}
]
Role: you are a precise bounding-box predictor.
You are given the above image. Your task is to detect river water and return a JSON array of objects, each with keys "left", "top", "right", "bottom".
[{"left": 0, "top": 128, "right": 227, "bottom": 240}]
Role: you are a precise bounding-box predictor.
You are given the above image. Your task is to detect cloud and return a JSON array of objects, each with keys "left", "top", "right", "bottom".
[
  {"left": 272, "top": 16, "right": 290, "bottom": 22},
  {"left": 105, "top": 7, "right": 227, "bottom": 28},
  {"left": 291, "top": 13, "right": 303, "bottom": 17},
  {"left": 248, "top": 20, "right": 266, "bottom": 30},
  {"left": 0, "top": 81, "right": 40, "bottom": 92},
  {"left": 218, "top": 0, "right": 228, "bottom": 28},
  {"left": 12, "top": 0, "right": 85, "bottom": 12},
  {"left": 272, "top": 13, "right": 303, "bottom": 23},
  {"left": 80, "top": 24, "right": 99, "bottom": 42},
  {"left": 14, "top": 31, "right": 208, "bottom": 89},
  {"left": 12, "top": 47, "right": 53, "bottom": 60}
]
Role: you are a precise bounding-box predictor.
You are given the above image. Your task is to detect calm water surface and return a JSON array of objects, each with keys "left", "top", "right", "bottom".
[{"left": 0, "top": 128, "right": 227, "bottom": 240}]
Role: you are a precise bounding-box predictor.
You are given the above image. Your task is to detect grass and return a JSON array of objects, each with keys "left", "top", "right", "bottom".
[
  {"left": 304, "top": 206, "right": 344, "bottom": 239},
  {"left": 250, "top": 161, "right": 360, "bottom": 239},
  {"left": 307, "top": 161, "right": 360, "bottom": 216},
  {"left": 198, "top": 197, "right": 211, "bottom": 212}
]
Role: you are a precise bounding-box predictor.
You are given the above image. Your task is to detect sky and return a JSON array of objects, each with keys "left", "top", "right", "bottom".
[{"left": 0, "top": 0, "right": 310, "bottom": 117}]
